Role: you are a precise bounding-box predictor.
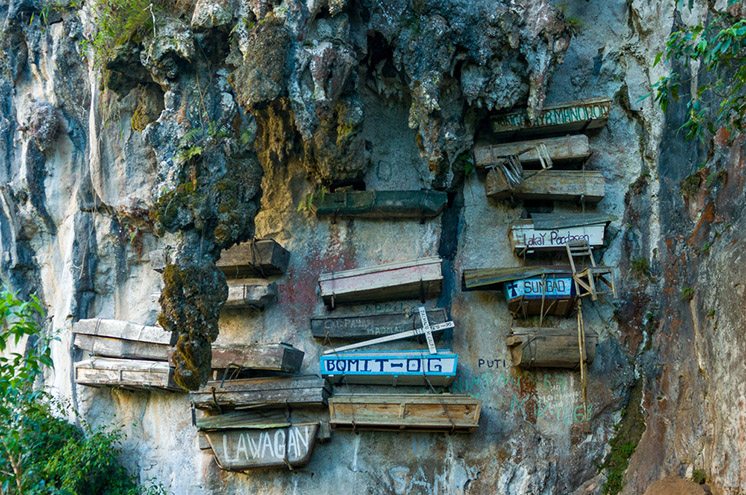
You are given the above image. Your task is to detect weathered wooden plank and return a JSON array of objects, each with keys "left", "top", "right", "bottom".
[
  {"left": 530, "top": 213, "right": 615, "bottom": 230},
  {"left": 474, "top": 135, "right": 591, "bottom": 168},
  {"left": 74, "top": 334, "right": 170, "bottom": 361},
  {"left": 510, "top": 220, "right": 607, "bottom": 253},
  {"left": 191, "top": 375, "right": 330, "bottom": 410},
  {"left": 224, "top": 282, "right": 278, "bottom": 309},
  {"left": 318, "top": 257, "right": 443, "bottom": 306},
  {"left": 491, "top": 98, "right": 611, "bottom": 137},
  {"left": 169, "top": 343, "right": 303, "bottom": 373},
  {"left": 196, "top": 410, "right": 322, "bottom": 431},
  {"left": 314, "top": 190, "right": 448, "bottom": 219},
  {"left": 463, "top": 266, "right": 573, "bottom": 290},
  {"left": 73, "top": 319, "right": 175, "bottom": 345},
  {"left": 329, "top": 394, "right": 480, "bottom": 432},
  {"left": 74, "top": 357, "right": 180, "bottom": 391},
  {"left": 320, "top": 350, "right": 457, "bottom": 386},
  {"left": 205, "top": 423, "right": 319, "bottom": 470},
  {"left": 217, "top": 239, "right": 290, "bottom": 278},
  {"left": 485, "top": 169, "right": 605, "bottom": 203},
  {"left": 311, "top": 309, "right": 448, "bottom": 340},
  {"left": 505, "top": 328, "right": 598, "bottom": 369}
]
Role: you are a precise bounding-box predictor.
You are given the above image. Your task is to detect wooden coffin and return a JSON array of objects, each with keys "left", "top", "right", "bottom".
[
  {"left": 505, "top": 327, "right": 598, "bottom": 369},
  {"left": 204, "top": 423, "right": 319, "bottom": 471},
  {"left": 314, "top": 190, "right": 447, "bottom": 219},
  {"left": 486, "top": 169, "right": 605, "bottom": 203},
  {"left": 491, "top": 98, "right": 611, "bottom": 137},
  {"left": 474, "top": 135, "right": 591, "bottom": 168},
  {"left": 329, "top": 394, "right": 480, "bottom": 432},
  {"left": 217, "top": 239, "right": 290, "bottom": 278},
  {"left": 318, "top": 257, "right": 443, "bottom": 306},
  {"left": 510, "top": 214, "right": 613, "bottom": 253},
  {"left": 169, "top": 343, "right": 303, "bottom": 373},
  {"left": 75, "top": 357, "right": 179, "bottom": 391},
  {"left": 191, "top": 375, "right": 330, "bottom": 410},
  {"left": 320, "top": 350, "right": 457, "bottom": 386},
  {"left": 73, "top": 319, "right": 175, "bottom": 361},
  {"left": 310, "top": 308, "right": 448, "bottom": 340},
  {"left": 196, "top": 410, "right": 332, "bottom": 443},
  {"left": 224, "top": 282, "right": 277, "bottom": 309},
  {"left": 504, "top": 275, "right": 576, "bottom": 317}
]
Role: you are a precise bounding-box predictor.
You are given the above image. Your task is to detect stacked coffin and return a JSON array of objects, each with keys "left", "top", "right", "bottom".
[
  {"left": 190, "top": 343, "right": 332, "bottom": 471},
  {"left": 314, "top": 258, "right": 481, "bottom": 432},
  {"left": 73, "top": 319, "right": 180, "bottom": 391}
]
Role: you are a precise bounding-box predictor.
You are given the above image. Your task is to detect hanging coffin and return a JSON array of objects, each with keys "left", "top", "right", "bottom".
[
  {"left": 217, "top": 239, "right": 290, "bottom": 278},
  {"left": 485, "top": 169, "right": 605, "bottom": 203},
  {"left": 73, "top": 319, "right": 175, "bottom": 361},
  {"left": 491, "top": 98, "right": 611, "bottom": 137},
  {"left": 510, "top": 213, "right": 613, "bottom": 254},
  {"left": 320, "top": 350, "right": 457, "bottom": 386},
  {"left": 505, "top": 327, "right": 598, "bottom": 369},
  {"left": 329, "top": 394, "right": 480, "bottom": 432},
  {"left": 75, "top": 357, "right": 180, "bottom": 391},
  {"left": 224, "top": 282, "right": 278, "bottom": 309},
  {"left": 169, "top": 343, "right": 303, "bottom": 373},
  {"left": 474, "top": 135, "right": 591, "bottom": 168},
  {"left": 191, "top": 375, "right": 331, "bottom": 411},
  {"left": 314, "top": 190, "right": 448, "bottom": 219},
  {"left": 310, "top": 308, "right": 448, "bottom": 340},
  {"left": 318, "top": 257, "right": 443, "bottom": 306}
]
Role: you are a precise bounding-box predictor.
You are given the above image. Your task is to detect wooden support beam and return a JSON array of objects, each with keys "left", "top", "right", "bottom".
[
  {"left": 318, "top": 257, "right": 443, "bottom": 306},
  {"left": 75, "top": 357, "right": 180, "bottom": 391},
  {"left": 310, "top": 308, "right": 449, "bottom": 340},
  {"left": 491, "top": 98, "right": 611, "bottom": 137},
  {"left": 217, "top": 239, "right": 290, "bottom": 278},
  {"left": 505, "top": 327, "right": 598, "bottom": 369},
  {"left": 485, "top": 169, "right": 605, "bottom": 203},
  {"left": 314, "top": 190, "right": 447, "bottom": 219},
  {"left": 190, "top": 375, "right": 330, "bottom": 411},
  {"left": 329, "top": 394, "right": 480, "bottom": 432},
  {"left": 224, "top": 282, "right": 278, "bottom": 309},
  {"left": 474, "top": 135, "right": 591, "bottom": 168}
]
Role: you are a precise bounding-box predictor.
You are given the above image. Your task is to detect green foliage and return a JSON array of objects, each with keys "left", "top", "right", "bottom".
[
  {"left": 652, "top": 7, "right": 745, "bottom": 141},
  {"left": 631, "top": 257, "right": 650, "bottom": 278},
  {"left": 602, "top": 380, "right": 646, "bottom": 495},
  {"left": 692, "top": 468, "right": 707, "bottom": 484},
  {"left": 297, "top": 187, "right": 328, "bottom": 213},
  {"left": 0, "top": 290, "right": 155, "bottom": 495},
  {"left": 680, "top": 286, "right": 695, "bottom": 301}
]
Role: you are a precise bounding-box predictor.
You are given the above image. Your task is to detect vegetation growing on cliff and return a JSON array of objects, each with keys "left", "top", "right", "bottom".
[{"left": 0, "top": 290, "right": 159, "bottom": 494}]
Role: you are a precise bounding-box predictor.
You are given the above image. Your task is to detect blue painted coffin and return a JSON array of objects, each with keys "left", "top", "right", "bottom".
[
  {"left": 502, "top": 275, "right": 576, "bottom": 316},
  {"left": 320, "top": 350, "right": 457, "bottom": 386}
]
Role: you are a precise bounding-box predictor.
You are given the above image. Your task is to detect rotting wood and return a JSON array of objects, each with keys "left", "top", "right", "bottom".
[
  {"left": 224, "top": 282, "right": 278, "bottom": 309},
  {"left": 217, "top": 239, "right": 290, "bottom": 278},
  {"left": 485, "top": 169, "right": 604, "bottom": 203},
  {"left": 314, "top": 190, "right": 447, "bottom": 219},
  {"left": 320, "top": 349, "right": 457, "bottom": 386},
  {"left": 205, "top": 423, "right": 319, "bottom": 470},
  {"left": 329, "top": 394, "right": 480, "bottom": 432},
  {"left": 73, "top": 319, "right": 175, "bottom": 345},
  {"left": 505, "top": 327, "right": 598, "bottom": 369},
  {"left": 74, "top": 334, "right": 170, "bottom": 361},
  {"left": 318, "top": 257, "right": 443, "bottom": 306},
  {"left": 474, "top": 135, "right": 591, "bottom": 168},
  {"left": 191, "top": 375, "right": 330, "bottom": 410},
  {"left": 169, "top": 343, "right": 303, "bottom": 373},
  {"left": 491, "top": 98, "right": 611, "bottom": 137},
  {"left": 74, "top": 357, "right": 180, "bottom": 391},
  {"left": 310, "top": 308, "right": 448, "bottom": 340}
]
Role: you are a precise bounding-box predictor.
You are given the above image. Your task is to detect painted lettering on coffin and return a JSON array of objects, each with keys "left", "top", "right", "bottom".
[
  {"left": 522, "top": 230, "right": 591, "bottom": 248},
  {"left": 220, "top": 426, "right": 312, "bottom": 463},
  {"left": 322, "top": 356, "right": 454, "bottom": 374},
  {"left": 504, "top": 277, "right": 573, "bottom": 302}
]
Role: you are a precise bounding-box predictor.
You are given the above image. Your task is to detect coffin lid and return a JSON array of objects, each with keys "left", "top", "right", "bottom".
[{"left": 463, "top": 266, "right": 573, "bottom": 290}]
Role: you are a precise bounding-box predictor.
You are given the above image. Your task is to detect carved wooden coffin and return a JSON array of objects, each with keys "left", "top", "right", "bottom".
[
  {"left": 329, "top": 394, "right": 480, "bottom": 432},
  {"left": 486, "top": 169, "right": 605, "bottom": 203},
  {"left": 510, "top": 214, "right": 613, "bottom": 253},
  {"left": 491, "top": 98, "right": 611, "bottom": 137},
  {"left": 505, "top": 327, "right": 598, "bottom": 369},
  {"left": 310, "top": 308, "right": 448, "bottom": 340},
  {"left": 73, "top": 319, "right": 175, "bottom": 361},
  {"left": 75, "top": 357, "right": 179, "bottom": 391},
  {"left": 318, "top": 257, "right": 443, "bottom": 306},
  {"left": 217, "top": 239, "right": 290, "bottom": 278},
  {"left": 474, "top": 135, "right": 591, "bottom": 168},
  {"left": 224, "top": 282, "right": 278, "bottom": 309},
  {"left": 169, "top": 343, "right": 303, "bottom": 373},
  {"left": 204, "top": 423, "right": 319, "bottom": 471},
  {"left": 320, "top": 350, "right": 458, "bottom": 386},
  {"left": 191, "top": 375, "right": 330, "bottom": 411},
  {"left": 314, "top": 190, "right": 447, "bottom": 219}
]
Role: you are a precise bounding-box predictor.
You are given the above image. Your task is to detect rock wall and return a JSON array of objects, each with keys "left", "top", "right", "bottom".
[{"left": 1, "top": 0, "right": 744, "bottom": 493}]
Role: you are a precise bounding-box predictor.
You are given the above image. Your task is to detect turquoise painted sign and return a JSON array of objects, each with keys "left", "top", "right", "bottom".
[{"left": 503, "top": 276, "right": 574, "bottom": 302}]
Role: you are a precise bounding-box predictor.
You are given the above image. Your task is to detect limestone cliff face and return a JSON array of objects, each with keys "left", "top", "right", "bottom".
[{"left": 0, "top": 0, "right": 743, "bottom": 493}]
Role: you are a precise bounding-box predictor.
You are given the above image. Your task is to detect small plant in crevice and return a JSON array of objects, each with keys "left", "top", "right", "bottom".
[
  {"left": 297, "top": 187, "right": 329, "bottom": 213},
  {"left": 631, "top": 257, "right": 650, "bottom": 278},
  {"left": 680, "top": 286, "right": 695, "bottom": 301},
  {"left": 692, "top": 468, "right": 707, "bottom": 484}
]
